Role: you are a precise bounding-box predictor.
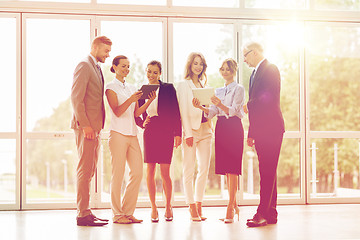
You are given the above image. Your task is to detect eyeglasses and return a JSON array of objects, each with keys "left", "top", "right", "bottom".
[{"left": 244, "top": 50, "right": 253, "bottom": 58}]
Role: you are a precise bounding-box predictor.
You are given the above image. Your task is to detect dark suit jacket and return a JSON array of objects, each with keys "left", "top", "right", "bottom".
[
  {"left": 137, "top": 80, "right": 182, "bottom": 137},
  {"left": 247, "top": 59, "right": 285, "bottom": 140}
]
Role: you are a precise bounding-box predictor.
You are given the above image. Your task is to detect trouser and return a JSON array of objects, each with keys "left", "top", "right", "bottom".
[
  {"left": 255, "top": 133, "right": 283, "bottom": 219},
  {"left": 109, "top": 131, "right": 143, "bottom": 221},
  {"left": 182, "top": 122, "right": 212, "bottom": 204},
  {"left": 74, "top": 129, "right": 100, "bottom": 218}
]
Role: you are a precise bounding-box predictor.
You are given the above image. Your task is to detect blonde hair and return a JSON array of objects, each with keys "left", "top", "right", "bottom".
[
  {"left": 243, "top": 42, "right": 264, "bottom": 54},
  {"left": 184, "top": 52, "right": 207, "bottom": 84},
  {"left": 221, "top": 58, "right": 238, "bottom": 74}
]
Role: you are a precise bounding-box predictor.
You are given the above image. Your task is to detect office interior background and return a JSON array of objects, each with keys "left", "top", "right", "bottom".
[{"left": 0, "top": 0, "right": 360, "bottom": 211}]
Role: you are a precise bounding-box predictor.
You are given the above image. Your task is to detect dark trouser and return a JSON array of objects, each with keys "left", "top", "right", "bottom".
[{"left": 255, "top": 133, "right": 283, "bottom": 219}]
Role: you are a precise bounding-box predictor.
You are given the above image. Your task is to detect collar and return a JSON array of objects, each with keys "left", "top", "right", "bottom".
[
  {"left": 89, "top": 54, "right": 98, "bottom": 66},
  {"left": 224, "top": 81, "right": 237, "bottom": 90},
  {"left": 254, "top": 58, "right": 266, "bottom": 73},
  {"left": 187, "top": 78, "right": 205, "bottom": 88},
  {"left": 114, "top": 77, "right": 126, "bottom": 88}
]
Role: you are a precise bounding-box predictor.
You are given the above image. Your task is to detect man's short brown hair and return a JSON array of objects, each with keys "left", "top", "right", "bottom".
[{"left": 92, "top": 36, "right": 112, "bottom": 47}]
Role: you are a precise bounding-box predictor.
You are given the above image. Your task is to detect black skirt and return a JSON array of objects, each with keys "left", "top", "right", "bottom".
[
  {"left": 143, "top": 116, "right": 174, "bottom": 164},
  {"left": 215, "top": 116, "right": 244, "bottom": 175}
]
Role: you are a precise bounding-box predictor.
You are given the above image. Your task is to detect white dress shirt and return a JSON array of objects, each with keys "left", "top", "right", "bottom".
[
  {"left": 105, "top": 78, "right": 138, "bottom": 136},
  {"left": 206, "top": 81, "right": 245, "bottom": 119}
]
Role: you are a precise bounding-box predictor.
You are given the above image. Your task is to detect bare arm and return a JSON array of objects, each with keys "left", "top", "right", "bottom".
[
  {"left": 134, "top": 91, "right": 156, "bottom": 117},
  {"left": 106, "top": 89, "right": 143, "bottom": 117}
]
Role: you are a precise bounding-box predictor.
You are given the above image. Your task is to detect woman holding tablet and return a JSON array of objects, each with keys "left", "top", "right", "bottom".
[
  {"left": 105, "top": 55, "right": 156, "bottom": 224},
  {"left": 176, "top": 52, "right": 212, "bottom": 221},
  {"left": 193, "top": 58, "right": 245, "bottom": 223},
  {"left": 137, "top": 60, "right": 182, "bottom": 222}
]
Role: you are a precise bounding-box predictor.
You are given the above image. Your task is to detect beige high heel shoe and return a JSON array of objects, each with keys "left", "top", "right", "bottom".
[
  {"left": 189, "top": 204, "right": 201, "bottom": 222},
  {"left": 224, "top": 206, "right": 235, "bottom": 224},
  {"left": 234, "top": 205, "right": 240, "bottom": 221},
  {"left": 151, "top": 209, "right": 159, "bottom": 223},
  {"left": 165, "top": 207, "right": 173, "bottom": 222},
  {"left": 196, "top": 202, "right": 207, "bottom": 221}
]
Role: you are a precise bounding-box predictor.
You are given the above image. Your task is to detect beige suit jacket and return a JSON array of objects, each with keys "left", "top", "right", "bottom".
[{"left": 71, "top": 55, "right": 105, "bottom": 132}]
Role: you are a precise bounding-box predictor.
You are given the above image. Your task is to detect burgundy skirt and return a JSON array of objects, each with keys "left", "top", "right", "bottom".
[
  {"left": 215, "top": 116, "right": 244, "bottom": 175},
  {"left": 143, "top": 116, "right": 174, "bottom": 164}
]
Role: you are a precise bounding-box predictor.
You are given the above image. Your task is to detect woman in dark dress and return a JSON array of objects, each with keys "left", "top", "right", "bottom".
[
  {"left": 193, "top": 58, "right": 245, "bottom": 223},
  {"left": 138, "top": 61, "right": 182, "bottom": 222}
]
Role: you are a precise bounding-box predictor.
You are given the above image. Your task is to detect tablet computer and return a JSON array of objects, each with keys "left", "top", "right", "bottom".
[
  {"left": 138, "top": 84, "right": 159, "bottom": 99},
  {"left": 192, "top": 88, "right": 215, "bottom": 105}
]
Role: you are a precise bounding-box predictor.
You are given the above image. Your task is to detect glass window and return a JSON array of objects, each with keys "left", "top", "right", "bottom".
[
  {"left": 243, "top": 139, "right": 301, "bottom": 199},
  {"left": 26, "top": 139, "right": 77, "bottom": 203},
  {"left": 0, "top": 18, "right": 16, "bottom": 133},
  {"left": 315, "top": 0, "right": 360, "bottom": 10},
  {"left": 245, "top": 0, "right": 306, "bottom": 9},
  {"left": 25, "top": 18, "right": 90, "bottom": 132},
  {"left": 98, "top": 0, "right": 166, "bottom": 5},
  {"left": 173, "top": 22, "right": 235, "bottom": 87},
  {"left": 100, "top": 20, "right": 163, "bottom": 89},
  {"left": 310, "top": 139, "right": 360, "bottom": 198},
  {"left": 22, "top": 0, "right": 89, "bottom": 2},
  {"left": 242, "top": 22, "right": 301, "bottom": 131},
  {"left": 173, "top": 0, "right": 238, "bottom": 8},
  {"left": 0, "top": 140, "right": 16, "bottom": 204},
  {"left": 307, "top": 24, "right": 360, "bottom": 131}
]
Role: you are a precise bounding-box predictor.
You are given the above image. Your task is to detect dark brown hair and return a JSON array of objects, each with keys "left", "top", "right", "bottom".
[
  {"left": 110, "top": 55, "right": 128, "bottom": 73},
  {"left": 147, "top": 60, "right": 162, "bottom": 73}
]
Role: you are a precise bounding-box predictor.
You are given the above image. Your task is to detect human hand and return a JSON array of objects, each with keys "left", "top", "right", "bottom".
[
  {"left": 247, "top": 137, "right": 255, "bottom": 147},
  {"left": 174, "top": 136, "right": 182, "bottom": 148},
  {"left": 83, "top": 126, "right": 95, "bottom": 140},
  {"left": 143, "top": 116, "right": 151, "bottom": 128},
  {"left": 211, "top": 96, "right": 221, "bottom": 106},
  {"left": 192, "top": 98, "right": 201, "bottom": 108},
  {"left": 185, "top": 137, "right": 193, "bottom": 147},
  {"left": 243, "top": 104, "right": 248, "bottom": 114},
  {"left": 130, "top": 91, "right": 143, "bottom": 102},
  {"left": 148, "top": 90, "right": 157, "bottom": 102}
]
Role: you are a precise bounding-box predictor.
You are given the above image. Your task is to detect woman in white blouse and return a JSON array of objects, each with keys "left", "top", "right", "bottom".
[
  {"left": 176, "top": 52, "right": 212, "bottom": 221},
  {"left": 105, "top": 55, "right": 156, "bottom": 224},
  {"left": 193, "top": 58, "right": 245, "bottom": 223}
]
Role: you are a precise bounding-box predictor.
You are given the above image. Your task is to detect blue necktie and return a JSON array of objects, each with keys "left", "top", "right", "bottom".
[{"left": 249, "top": 69, "right": 255, "bottom": 88}]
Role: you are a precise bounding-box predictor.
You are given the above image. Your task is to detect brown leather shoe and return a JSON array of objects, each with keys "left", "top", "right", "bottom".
[
  {"left": 127, "top": 215, "right": 143, "bottom": 223},
  {"left": 77, "top": 215, "right": 108, "bottom": 226},
  {"left": 113, "top": 216, "right": 132, "bottom": 224}
]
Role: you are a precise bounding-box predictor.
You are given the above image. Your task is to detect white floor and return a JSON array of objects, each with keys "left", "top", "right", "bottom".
[{"left": 1, "top": 204, "right": 360, "bottom": 240}]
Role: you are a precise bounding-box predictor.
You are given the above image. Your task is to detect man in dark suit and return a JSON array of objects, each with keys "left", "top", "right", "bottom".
[
  {"left": 71, "top": 36, "right": 112, "bottom": 226},
  {"left": 243, "top": 42, "right": 285, "bottom": 227}
]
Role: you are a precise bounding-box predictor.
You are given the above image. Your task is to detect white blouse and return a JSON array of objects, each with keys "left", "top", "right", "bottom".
[
  {"left": 145, "top": 86, "right": 160, "bottom": 117},
  {"left": 105, "top": 78, "right": 138, "bottom": 136}
]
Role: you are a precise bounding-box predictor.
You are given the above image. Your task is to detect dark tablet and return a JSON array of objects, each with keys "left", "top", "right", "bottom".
[{"left": 138, "top": 84, "right": 159, "bottom": 99}]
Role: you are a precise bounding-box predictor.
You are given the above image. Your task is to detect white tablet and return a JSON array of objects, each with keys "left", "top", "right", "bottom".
[{"left": 192, "top": 88, "right": 215, "bottom": 105}]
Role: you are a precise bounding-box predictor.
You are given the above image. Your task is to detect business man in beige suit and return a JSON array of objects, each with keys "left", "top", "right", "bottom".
[{"left": 71, "top": 36, "right": 112, "bottom": 226}]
